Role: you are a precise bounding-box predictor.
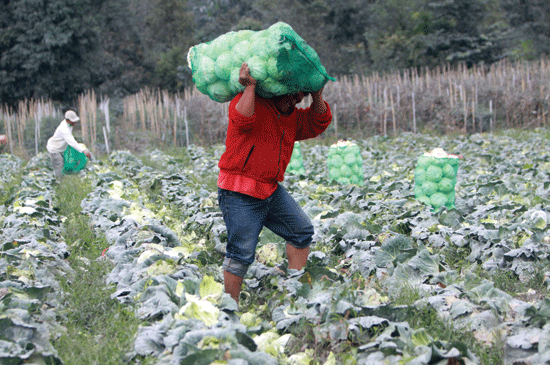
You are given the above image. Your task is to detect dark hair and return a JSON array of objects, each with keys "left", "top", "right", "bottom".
[{"left": 272, "top": 91, "right": 309, "bottom": 100}]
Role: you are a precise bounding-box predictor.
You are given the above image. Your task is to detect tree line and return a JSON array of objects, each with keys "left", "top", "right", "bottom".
[{"left": 1, "top": 0, "right": 550, "bottom": 109}]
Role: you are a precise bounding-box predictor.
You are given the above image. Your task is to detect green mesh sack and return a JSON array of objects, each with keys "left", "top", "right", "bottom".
[
  {"left": 414, "top": 148, "right": 460, "bottom": 210},
  {"left": 62, "top": 145, "right": 88, "bottom": 174},
  {"left": 327, "top": 140, "right": 364, "bottom": 186},
  {"left": 187, "top": 22, "right": 335, "bottom": 103},
  {"left": 287, "top": 142, "right": 306, "bottom": 175}
]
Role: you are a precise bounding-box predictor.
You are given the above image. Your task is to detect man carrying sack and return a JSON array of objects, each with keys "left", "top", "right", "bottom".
[{"left": 217, "top": 62, "right": 332, "bottom": 304}]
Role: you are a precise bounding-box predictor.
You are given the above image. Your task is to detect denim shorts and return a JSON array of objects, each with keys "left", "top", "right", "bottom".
[{"left": 218, "top": 184, "right": 314, "bottom": 277}]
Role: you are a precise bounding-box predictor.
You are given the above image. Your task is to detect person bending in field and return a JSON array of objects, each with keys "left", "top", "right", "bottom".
[
  {"left": 46, "top": 110, "right": 92, "bottom": 181},
  {"left": 217, "top": 62, "right": 332, "bottom": 303}
]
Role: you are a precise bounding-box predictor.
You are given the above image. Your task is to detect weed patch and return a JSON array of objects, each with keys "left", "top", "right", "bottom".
[
  {"left": 406, "top": 305, "right": 504, "bottom": 365},
  {"left": 53, "top": 175, "right": 140, "bottom": 364},
  {"left": 0, "top": 171, "right": 22, "bottom": 206}
]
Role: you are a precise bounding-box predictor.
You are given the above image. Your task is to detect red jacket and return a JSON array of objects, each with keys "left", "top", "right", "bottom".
[{"left": 218, "top": 93, "right": 332, "bottom": 199}]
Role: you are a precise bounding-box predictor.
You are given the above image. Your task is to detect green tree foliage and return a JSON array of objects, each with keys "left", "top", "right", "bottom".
[
  {"left": 365, "top": 0, "right": 503, "bottom": 70},
  {"left": 0, "top": 0, "right": 99, "bottom": 106},
  {"left": 1, "top": 0, "right": 550, "bottom": 104},
  {"left": 500, "top": 0, "right": 550, "bottom": 59},
  {"left": 93, "top": 0, "right": 151, "bottom": 97},
  {"left": 150, "top": 0, "right": 195, "bottom": 92},
  {"left": 321, "top": 0, "right": 372, "bottom": 74},
  {"left": 128, "top": 0, "right": 195, "bottom": 92},
  {"left": 191, "top": 0, "right": 256, "bottom": 42},
  {"left": 422, "top": 0, "right": 502, "bottom": 66},
  {"left": 364, "top": 0, "right": 429, "bottom": 70},
  {"left": 252, "top": 0, "right": 371, "bottom": 75},
  {"left": 154, "top": 46, "right": 189, "bottom": 91}
]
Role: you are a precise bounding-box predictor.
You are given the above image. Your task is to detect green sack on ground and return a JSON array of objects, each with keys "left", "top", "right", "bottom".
[
  {"left": 187, "top": 22, "right": 335, "bottom": 103},
  {"left": 327, "top": 140, "right": 364, "bottom": 186},
  {"left": 63, "top": 145, "right": 87, "bottom": 174},
  {"left": 287, "top": 142, "right": 306, "bottom": 175},
  {"left": 414, "top": 148, "right": 460, "bottom": 210}
]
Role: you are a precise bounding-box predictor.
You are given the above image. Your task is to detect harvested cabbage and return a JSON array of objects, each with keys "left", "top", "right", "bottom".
[
  {"left": 188, "top": 21, "right": 334, "bottom": 103},
  {"left": 214, "top": 53, "right": 233, "bottom": 80},
  {"left": 207, "top": 81, "right": 232, "bottom": 103},
  {"left": 246, "top": 56, "right": 268, "bottom": 83},
  {"left": 286, "top": 142, "right": 306, "bottom": 175},
  {"left": 414, "top": 148, "right": 460, "bottom": 210},
  {"left": 327, "top": 140, "right": 364, "bottom": 185},
  {"left": 229, "top": 67, "right": 245, "bottom": 94},
  {"left": 196, "top": 56, "right": 217, "bottom": 85}
]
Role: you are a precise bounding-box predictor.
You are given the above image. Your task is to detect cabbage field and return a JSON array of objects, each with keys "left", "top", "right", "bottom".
[{"left": 2, "top": 130, "right": 550, "bottom": 365}]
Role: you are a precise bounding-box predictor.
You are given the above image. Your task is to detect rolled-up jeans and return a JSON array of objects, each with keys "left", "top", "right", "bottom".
[
  {"left": 218, "top": 184, "right": 314, "bottom": 278},
  {"left": 50, "top": 152, "right": 64, "bottom": 181}
]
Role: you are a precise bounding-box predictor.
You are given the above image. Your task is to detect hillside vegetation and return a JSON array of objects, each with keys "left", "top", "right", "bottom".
[{"left": 1, "top": 0, "right": 550, "bottom": 106}]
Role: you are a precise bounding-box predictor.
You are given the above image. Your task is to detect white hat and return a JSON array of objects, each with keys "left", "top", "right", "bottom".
[{"left": 65, "top": 110, "right": 80, "bottom": 122}]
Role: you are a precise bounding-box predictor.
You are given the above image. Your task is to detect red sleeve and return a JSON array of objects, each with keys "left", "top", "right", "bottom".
[
  {"left": 295, "top": 101, "right": 332, "bottom": 141},
  {"left": 228, "top": 93, "right": 257, "bottom": 131}
]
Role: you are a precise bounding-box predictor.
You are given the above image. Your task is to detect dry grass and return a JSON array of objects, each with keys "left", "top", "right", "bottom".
[
  {"left": 119, "top": 58, "right": 550, "bottom": 147},
  {"left": 0, "top": 98, "right": 61, "bottom": 157},
  {"left": 78, "top": 89, "right": 98, "bottom": 153},
  {"left": 121, "top": 87, "right": 228, "bottom": 149},
  {"left": 323, "top": 58, "right": 550, "bottom": 137}
]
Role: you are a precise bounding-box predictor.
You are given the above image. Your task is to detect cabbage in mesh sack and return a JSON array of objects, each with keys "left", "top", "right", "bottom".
[
  {"left": 286, "top": 142, "right": 306, "bottom": 175},
  {"left": 327, "top": 140, "right": 364, "bottom": 186},
  {"left": 63, "top": 145, "right": 88, "bottom": 174},
  {"left": 187, "top": 22, "right": 335, "bottom": 103},
  {"left": 414, "top": 148, "right": 460, "bottom": 210}
]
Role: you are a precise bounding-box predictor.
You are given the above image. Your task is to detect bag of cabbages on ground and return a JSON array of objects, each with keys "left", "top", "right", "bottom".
[
  {"left": 187, "top": 21, "right": 335, "bottom": 103},
  {"left": 287, "top": 142, "right": 306, "bottom": 175},
  {"left": 414, "top": 148, "right": 461, "bottom": 210},
  {"left": 328, "top": 140, "right": 364, "bottom": 186}
]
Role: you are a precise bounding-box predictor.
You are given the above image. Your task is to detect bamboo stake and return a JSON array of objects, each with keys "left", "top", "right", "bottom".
[
  {"left": 91, "top": 90, "right": 97, "bottom": 151},
  {"left": 17, "top": 101, "right": 26, "bottom": 153},
  {"left": 390, "top": 91, "right": 396, "bottom": 135},
  {"left": 174, "top": 97, "right": 179, "bottom": 146},
  {"left": 437, "top": 66, "right": 442, "bottom": 96},
  {"left": 490, "top": 100, "right": 493, "bottom": 133},
  {"left": 471, "top": 99, "right": 476, "bottom": 133},
  {"left": 334, "top": 103, "right": 338, "bottom": 140},
  {"left": 474, "top": 84, "right": 478, "bottom": 132},
  {"left": 79, "top": 93, "right": 88, "bottom": 147},
  {"left": 366, "top": 77, "right": 372, "bottom": 107},
  {"left": 396, "top": 84, "right": 400, "bottom": 107},
  {"left": 383, "top": 87, "right": 387, "bottom": 136},
  {"left": 138, "top": 90, "right": 146, "bottom": 131},
  {"left": 103, "top": 126, "right": 110, "bottom": 154},
  {"left": 462, "top": 86, "right": 467, "bottom": 133},
  {"left": 184, "top": 106, "right": 189, "bottom": 149},
  {"left": 6, "top": 110, "right": 13, "bottom": 154},
  {"left": 542, "top": 83, "right": 548, "bottom": 127},
  {"left": 412, "top": 91, "right": 417, "bottom": 134},
  {"left": 34, "top": 104, "right": 40, "bottom": 156}
]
